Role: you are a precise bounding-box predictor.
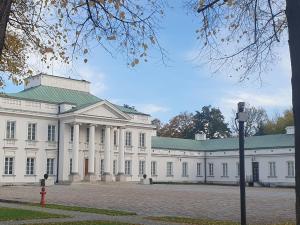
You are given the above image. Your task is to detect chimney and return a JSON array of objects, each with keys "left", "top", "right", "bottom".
[
  {"left": 285, "top": 126, "right": 295, "bottom": 135},
  {"left": 195, "top": 132, "right": 206, "bottom": 141}
]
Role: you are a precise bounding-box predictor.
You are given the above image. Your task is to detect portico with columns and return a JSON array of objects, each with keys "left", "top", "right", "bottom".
[{"left": 57, "top": 99, "right": 153, "bottom": 183}]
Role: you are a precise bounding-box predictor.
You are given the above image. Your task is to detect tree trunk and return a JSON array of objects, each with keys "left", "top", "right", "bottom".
[
  {"left": 0, "top": 0, "right": 12, "bottom": 57},
  {"left": 286, "top": 0, "right": 300, "bottom": 224}
]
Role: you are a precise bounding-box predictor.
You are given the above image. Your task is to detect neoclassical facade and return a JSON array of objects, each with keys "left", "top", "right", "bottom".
[{"left": 0, "top": 74, "right": 295, "bottom": 186}]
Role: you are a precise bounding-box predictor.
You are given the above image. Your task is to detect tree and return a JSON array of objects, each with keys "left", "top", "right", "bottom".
[
  {"left": 231, "top": 106, "right": 268, "bottom": 136},
  {"left": 187, "top": 0, "right": 300, "bottom": 221},
  {"left": 151, "top": 118, "right": 163, "bottom": 135},
  {"left": 159, "top": 112, "right": 194, "bottom": 138},
  {"left": 263, "top": 109, "right": 294, "bottom": 134},
  {"left": 0, "top": 0, "right": 165, "bottom": 87},
  {"left": 193, "top": 105, "right": 231, "bottom": 139}
]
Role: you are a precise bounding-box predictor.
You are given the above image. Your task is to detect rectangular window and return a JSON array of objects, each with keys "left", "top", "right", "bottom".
[
  {"left": 236, "top": 162, "right": 240, "bottom": 176},
  {"left": 26, "top": 158, "right": 35, "bottom": 175},
  {"left": 47, "top": 158, "right": 55, "bottom": 175},
  {"left": 113, "top": 160, "right": 117, "bottom": 175},
  {"left": 269, "top": 162, "right": 276, "bottom": 177},
  {"left": 48, "top": 125, "right": 55, "bottom": 142},
  {"left": 114, "top": 130, "right": 117, "bottom": 146},
  {"left": 4, "top": 157, "right": 14, "bottom": 175},
  {"left": 125, "top": 131, "right": 132, "bottom": 146},
  {"left": 125, "top": 160, "right": 132, "bottom": 175},
  {"left": 100, "top": 129, "right": 105, "bottom": 144},
  {"left": 222, "top": 163, "right": 228, "bottom": 177},
  {"left": 86, "top": 127, "right": 90, "bottom": 143},
  {"left": 28, "top": 123, "right": 36, "bottom": 141},
  {"left": 70, "top": 126, "right": 74, "bottom": 142},
  {"left": 151, "top": 161, "right": 157, "bottom": 176},
  {"left": 182, "top": 162, "right": 188, "bottom": 177},
  {"left": 197, "top": 163, "right": 202, "bottom": 176},
  {"left": 69, "top": 158, "right": 72, "bottom": 174},
  {"left": 139, "top": 133, "right": 146, "bottom": 147},
  {"left": 6, "top": 121, "right": 16, "bottom": 139},
  {"left": 166, "top": 162, "right": 173, "bottom": 177},
  {"left": 287, "top": 161, "right": 295, "bottom": 177},
  {"left": 139, "top": 160, "right": 146, "bottom": 175},
  {"left": 100, "top": 159, "right": 104, "bottom": 175},
  {"left": 208, "top": 163, "right": 214, "bottom": 176}
]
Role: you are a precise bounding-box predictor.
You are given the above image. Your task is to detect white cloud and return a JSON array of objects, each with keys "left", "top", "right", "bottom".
[
  {"left": 75, "top": 66, "right": 107, "bottom": 96},
  {"left": 136, "top": 103, "right": 170, "bottom": 115},
  {"left": 219, "top": 89, "right": 292, "bottom": 121}
]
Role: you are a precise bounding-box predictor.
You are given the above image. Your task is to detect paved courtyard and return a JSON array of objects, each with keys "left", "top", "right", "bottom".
[{"left": 0, "top": 183, "right": 295, "bottom": 224}]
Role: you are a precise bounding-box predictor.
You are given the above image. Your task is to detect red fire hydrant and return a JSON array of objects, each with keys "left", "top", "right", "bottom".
[{"left": 40, "top": 186, "right": 46, "bottom": 207}]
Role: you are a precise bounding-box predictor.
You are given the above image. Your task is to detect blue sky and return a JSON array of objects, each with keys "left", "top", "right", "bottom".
[{"left": 3, "top": 1, "right": 292, "bottom": 124}]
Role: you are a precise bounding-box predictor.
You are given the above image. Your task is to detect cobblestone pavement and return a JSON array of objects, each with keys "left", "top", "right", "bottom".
[{"left": 0, "top": 183, "right": 295, "bottom": 224}]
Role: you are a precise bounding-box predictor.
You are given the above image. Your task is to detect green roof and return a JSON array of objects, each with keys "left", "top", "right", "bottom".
[
  {"left": 5, "top": 85, "right": 147, "bottom": 115},
  {"left": 151, "top": 134, "right": 295, "bottom": 152}
]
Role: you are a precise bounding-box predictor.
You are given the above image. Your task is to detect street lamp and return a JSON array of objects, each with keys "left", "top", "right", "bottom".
[{"left": 236, "top": 102, "right": 248, "bottom": 225}]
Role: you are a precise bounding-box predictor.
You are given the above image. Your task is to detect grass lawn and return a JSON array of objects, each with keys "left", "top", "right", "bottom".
[
  {"left": 28, "top": 203, "right": 137, "bottom": 216},
  {"left": 29, "top": 221, "right": 138, "bottom": 225},
  {"left": 146, "top": 216, "right": 295, "bottom": 225},
  {"left": 0, "top": 207, "right": 67, "bottom": 221}
]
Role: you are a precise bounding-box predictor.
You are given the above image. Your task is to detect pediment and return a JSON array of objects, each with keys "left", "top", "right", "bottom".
[{"left": 75, "top": 101, "right": 130, "bottom": 120}]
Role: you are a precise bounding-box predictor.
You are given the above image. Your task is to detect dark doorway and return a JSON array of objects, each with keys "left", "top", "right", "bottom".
[
  {"left": 252, "top": 162, "right": 259, "bottom": 182},
  {"left": 84, "top": 159, "right": 88, "bottom": 176}
]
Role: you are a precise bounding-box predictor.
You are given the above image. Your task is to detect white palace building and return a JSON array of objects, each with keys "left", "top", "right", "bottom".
[{"left": 0, "top": 74, "right": 295, "bottom": 187}]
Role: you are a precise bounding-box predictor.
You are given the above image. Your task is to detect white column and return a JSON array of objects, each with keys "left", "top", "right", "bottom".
[
  {"left": 72, "top": 123, "right": 79, "bottom": 174},
  {"left": 104, "top": 126, "right": 111, "bottom": 175},
  {"left": 88, "top": 124, "right": 95, "bottom": 174},
  {"left": 118, "top": 128, "right": 125, "bottom": 174}
]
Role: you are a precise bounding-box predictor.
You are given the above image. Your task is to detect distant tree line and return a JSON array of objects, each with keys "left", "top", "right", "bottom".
[{"left": 152, "top": 105, "right": 294, "bottom": 139}]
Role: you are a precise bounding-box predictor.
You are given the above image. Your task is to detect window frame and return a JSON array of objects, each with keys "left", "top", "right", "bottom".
[
  {"left": 139, "top": 133, "right": 146, "bottom": 148},
  {"left": 287, "top": 161, "right": 295, "bottom": 177},
  {"left": 182, "top": 162, "right": 188, "bottom": 177},
  {"left": 47, "top": 125, "right": 56, "bottom": 142},
  {"left": 222, "top": 163, "right": 228, "bottom": 177},
  {"left": 208, "top": 163, "right": 214, "bottom": 177},
  {"left": 151, "top": 161, "right": 157, "bottom": 176},
  {"left": 26, "top": 157, "right": 35, "bottom": 175},
  {"left": 139, "top": 160, "right": 146, "bottom": 176},
  {"left": 166, "top": 162, "right": 173, "bottom": 177},
  {"left": 27, "top": 123, "right": 37, "bottom": 141},
  {"left": 196, "top": 163, "right": 202, "bottom": 177},
  {"left": 6, "top": 121, "right": 16, "bottom": 139},
  {"left": 125, "top": 160, "right": 132, "bottom": 175},
  {"left": 125, "top": 131, "right": 132, "bottom": 147},
  {"left": 47, "top": 158, "right": 55, "bottom": 175},
  {"left": 4, "top": 157, "right": 14, "bottom": 175},
  {"left": 268, "top": 161, "right": 276, "bottom": 177}
]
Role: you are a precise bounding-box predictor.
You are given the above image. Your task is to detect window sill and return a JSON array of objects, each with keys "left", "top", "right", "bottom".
[
  {"left": 151, "top": 175, "right": 158, "bottom": 177},
  {"left": 182, "top": 175, "right": 189, "bottom": 177},
  {"left": 196, "top": 175, "right": 203, "bottom": 177},
  {"left": 24, "top": 174, "right": 37, "bottom": 177},
  {"left": 166, "top": 175, "right": 174, "bottom": 177},
  {"left": 221, "top": 176, "right": 229, "bottom": 178},
  {"left": 286, "top": 176, "right": 295, "bottom": 178},
  {"left": 2, "top": 174, "right": 16, "bottom": 177},
  {"left": 207, "top": 176, "right": 214, "bottom": 177},
  {"left": 268, "top": 176, "right": 277, "bottom": 178}
]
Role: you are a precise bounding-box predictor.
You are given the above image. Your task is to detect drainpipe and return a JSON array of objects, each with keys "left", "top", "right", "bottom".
[{"left": 56, "top": 105, "right": 61, "bottom": 183}]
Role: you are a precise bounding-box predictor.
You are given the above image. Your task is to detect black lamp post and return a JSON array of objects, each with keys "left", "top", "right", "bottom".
[{"left": 236, "top": 102, "right": 248, "bottom": 225}]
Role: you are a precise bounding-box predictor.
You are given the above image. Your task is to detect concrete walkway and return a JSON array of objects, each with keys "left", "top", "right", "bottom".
[
  {"left": 0, "top": 183, "right": 295, "bottom": 224},
  {"left": 0, "top": 202, "right": 177, "bottom": 225}
]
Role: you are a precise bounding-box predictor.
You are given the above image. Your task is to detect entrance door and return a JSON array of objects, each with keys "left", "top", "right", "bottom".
[
  {"left": 84, "top": 159, "right": 89, "bottom": 176},
  {"left": 252, "top": 162, "right": 259, "bottom": 182}
]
